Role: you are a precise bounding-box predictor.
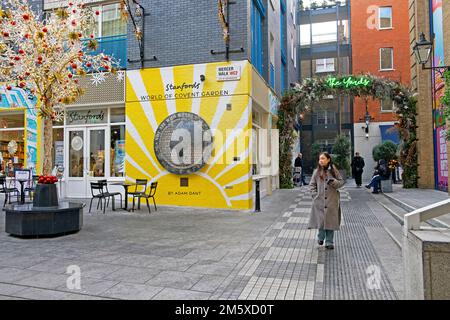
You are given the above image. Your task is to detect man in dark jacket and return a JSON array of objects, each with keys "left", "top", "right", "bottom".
[
  {"left": 294, "top": 153, "right": 306, "bottom": 186},
  {"left": 351, "top": 152, "right": 365, "bottom": 187}
]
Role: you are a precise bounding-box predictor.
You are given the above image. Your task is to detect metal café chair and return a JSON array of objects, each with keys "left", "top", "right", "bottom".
[
  {"left": 89, "top": 182, "right": 115, "bottom": 214},
  {"left": 129, "top": 179, "right": 148, "bottom": 211},
  {"left": 97, "top": 179, "right": 122, "bottom": 210},
  {"left": 0, "top": 176, "right": 20, "bottom": 207},
  {"left": 134, "top": 182, "right": 158, "bottom": 214},
  {"left": 24, "top": 175, "right": 39, "bottom": 200}
]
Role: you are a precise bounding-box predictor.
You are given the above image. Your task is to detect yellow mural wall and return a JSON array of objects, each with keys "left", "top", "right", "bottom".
[{"left": 126, "top": 60, "right": 254, "bottom": 210}]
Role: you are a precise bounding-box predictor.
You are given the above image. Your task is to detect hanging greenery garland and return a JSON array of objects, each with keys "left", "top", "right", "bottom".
[{"left": 277, "top": 74, "right": 418, "bottom": 189}]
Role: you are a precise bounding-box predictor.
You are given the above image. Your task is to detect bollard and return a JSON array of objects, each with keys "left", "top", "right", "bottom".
[{"left": 255, "top": 179, "right": 261, "bottom": 212}]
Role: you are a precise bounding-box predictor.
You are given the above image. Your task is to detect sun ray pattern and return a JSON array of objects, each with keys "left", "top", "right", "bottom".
[{"left": 126, "top": 61, "right": 253, "bottom": 210}]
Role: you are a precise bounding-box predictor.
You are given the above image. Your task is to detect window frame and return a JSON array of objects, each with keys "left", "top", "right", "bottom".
[
  {"left": 378, "top": 6, "right": 393, "bottom": 30},
  {"left": 379, "top": 47, "right": 394, "bottom": 71},
  {"left": 380, "top": 99, "right": 395, "bottom": 113},
  {"left": 315, "top": 58, "right": 335, "bottom": 73}
]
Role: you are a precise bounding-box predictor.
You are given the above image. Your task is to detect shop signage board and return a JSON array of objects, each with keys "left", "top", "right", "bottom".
[{"left": 66, "top": 109, "right": 107, "bottom": 125}]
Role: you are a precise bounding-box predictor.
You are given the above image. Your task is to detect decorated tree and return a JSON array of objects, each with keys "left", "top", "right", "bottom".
[{"left": 0, "top": 0, "right": 120, "bottom": 174}]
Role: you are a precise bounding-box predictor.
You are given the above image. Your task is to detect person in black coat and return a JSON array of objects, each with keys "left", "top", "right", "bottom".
[
  {"left": 294, "top": 153, "right": 306, "bottom": 186},
  {"left": 351, "top": 152, "right": 365, "bottom": 187}
]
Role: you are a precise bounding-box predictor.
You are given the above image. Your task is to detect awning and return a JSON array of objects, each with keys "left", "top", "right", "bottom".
[{"left": 379, "top": 125, "right": 400, "bottom": 144}]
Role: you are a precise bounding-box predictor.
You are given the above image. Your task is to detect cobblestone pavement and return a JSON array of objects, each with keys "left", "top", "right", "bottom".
[{"left": 0, "top": 186, "right": 402, "bottom": 300}]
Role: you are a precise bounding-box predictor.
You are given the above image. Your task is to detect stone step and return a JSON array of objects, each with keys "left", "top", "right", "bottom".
[{"left": 382, "top": 192, "right": 450, "bottom": 229}]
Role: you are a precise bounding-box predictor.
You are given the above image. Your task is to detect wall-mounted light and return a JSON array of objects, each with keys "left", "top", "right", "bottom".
[{"left": 413, "top": 32, "right": 450, "bottom": 74}]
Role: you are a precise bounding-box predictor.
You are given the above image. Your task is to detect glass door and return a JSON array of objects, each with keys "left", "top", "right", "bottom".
[
  {"left": 66, "top": 128, "right": 86, "bottom": 198},
  {"left": 65, "top": 126, "right": 109, "bottom": 198},
  {"left": 86, "top": 127, "right": 108, "bottom": 192}
]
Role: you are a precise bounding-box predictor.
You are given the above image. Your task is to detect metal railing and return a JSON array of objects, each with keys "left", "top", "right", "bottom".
[{"left": 404, "top": 199, "right": 450, "bottom": 233}]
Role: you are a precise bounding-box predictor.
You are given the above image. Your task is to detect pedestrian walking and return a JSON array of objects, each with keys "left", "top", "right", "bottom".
[
  {"left": 351, "top": 152, "right": 365, "bottom": 187},
  {"left": 294, "top": 153, "right": 306, "bottom": 186},
  {"left": 308, "top": 152, "right": 345, "bottom": 250}
]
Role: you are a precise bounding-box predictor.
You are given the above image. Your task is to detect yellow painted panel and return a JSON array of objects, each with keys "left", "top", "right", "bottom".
[{"left": 125, "top": 61, "right": 253, "bottom": 210}]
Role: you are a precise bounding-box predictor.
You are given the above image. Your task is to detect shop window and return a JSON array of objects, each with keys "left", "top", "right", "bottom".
[
  {"left": 110, "top": 107, "right": 125, "bottom": 123},
  {"left": 53, "top": 128, "right": 64, "bottom": 168},
  {"left": 0, "top": 112, "right": 25, "bottom": 175},
  {"left": 110, "top": 125, "right": 125, "bottom": 177}
]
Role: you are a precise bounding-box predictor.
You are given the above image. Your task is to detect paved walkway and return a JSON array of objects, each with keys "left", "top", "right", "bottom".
[{"left": 0, "top": 186, "right": 402, "bottom": 300}]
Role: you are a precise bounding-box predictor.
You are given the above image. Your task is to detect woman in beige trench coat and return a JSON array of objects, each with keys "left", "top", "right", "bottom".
[{"left": 308, "top": 152, "right": 345, "bottom": 250}]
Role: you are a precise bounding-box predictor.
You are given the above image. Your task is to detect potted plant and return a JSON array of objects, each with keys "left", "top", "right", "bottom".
[
  {"left": 332, "top": 134, "right": 351, "bottom": 180},
  {"left": 33, "top": 175, "right": 59, "bottom": 207},
  {"left": 373, "top": 141, "right": 398, "bottom": 192}
]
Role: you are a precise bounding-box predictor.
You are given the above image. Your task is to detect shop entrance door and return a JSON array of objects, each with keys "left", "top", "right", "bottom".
[{"left": 66, "top": 126, "right": 109, "bottom": 198}]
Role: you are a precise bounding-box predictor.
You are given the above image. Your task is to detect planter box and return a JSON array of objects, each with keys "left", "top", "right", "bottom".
[
  {"left": 381, "top": 179, "right": 393, "bottom": 193},
  {"left": 4, "top": 202, "right": 84, "bottom": 237},
  {"left": 33, "top": 183, "right": 58, "bottom": 207}
]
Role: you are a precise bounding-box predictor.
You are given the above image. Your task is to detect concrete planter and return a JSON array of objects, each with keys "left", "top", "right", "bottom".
[
  {"left": 33, "top": 183, "right": 58, "bottom": 207},
  {"left": 380, "top": 179, "right": 393, "bottom": 193}
]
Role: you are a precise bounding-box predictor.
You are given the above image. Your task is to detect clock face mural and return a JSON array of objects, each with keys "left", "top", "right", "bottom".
[
  {"left": 154, "top": 112, "right": 213, "bottom": 175},
  {"left": 126, "top": 60, "right": 253, "bottom": 210}
]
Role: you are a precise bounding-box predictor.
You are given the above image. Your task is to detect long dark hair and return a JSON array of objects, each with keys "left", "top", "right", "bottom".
[{"left": 316, "top": 152, "right": 338, "bottom": 180}]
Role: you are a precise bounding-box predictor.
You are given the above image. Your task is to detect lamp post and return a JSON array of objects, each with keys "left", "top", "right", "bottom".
[{"left": 413, "top": 32, "right": 450, "bottom": 74}]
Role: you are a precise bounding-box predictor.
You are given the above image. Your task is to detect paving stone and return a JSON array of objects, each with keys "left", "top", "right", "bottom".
[
  {"left": 191, "top": 275, "right": 227, "bottom": 293},
  {"left": 102, "top": 266, "right": 161, "bottom": 284},
  {"left": 146, "top": 271, "right": 204, "bottom": 290},
  {"left": 152, "top": 288, "right": 211, "bottom": 300},
  {"left": 56, "top": 277, "right": 119, "bottom": 296},
  {"left": 101, "top": 283, "right": 163, "bottom": 300},
  {"left": 0, "top": 267, "right": 40, "bottom": 283}
]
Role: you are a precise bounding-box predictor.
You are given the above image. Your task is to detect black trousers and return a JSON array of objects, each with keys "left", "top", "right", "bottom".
[{"left": 354, "top": 172, "right": 363, "bottom": 186}]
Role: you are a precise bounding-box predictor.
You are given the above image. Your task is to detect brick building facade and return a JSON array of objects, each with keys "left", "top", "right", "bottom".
[{"left": 352, "top": 0, "right": 411, "bottom": 181}]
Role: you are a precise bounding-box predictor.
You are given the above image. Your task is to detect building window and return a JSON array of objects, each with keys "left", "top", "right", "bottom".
[
  {"left": 0, "top": 112, "right": 25, "bottom": 174},
  {"left": 381, "top": 99, "right": 394, "bottom": 112},
  {"left": 281, "top": 61, "right": 286, "bottom": 94},
  {"left": 315, "top": 58, "right": 335, "bottom": 73},
  {"left": 90, "top": 3, "right": 127, "bottom": 37},
  {"left": 280, "top": 0, "right": 287, "bottom": 61},
  {"left": 315, "top": 111, "right": 336, "bottom": 125},
  {"left": 379, "top": 7, "right": 392, "bottom": 29},
  {"left": 251, "top": 0, "right": 265, "bottom": 75},
  {"left": 380, "top": 48, "right": 393, "bottom": 70},
  {"left": 269, "top": 33, "right": 275, "bottom": 89}
]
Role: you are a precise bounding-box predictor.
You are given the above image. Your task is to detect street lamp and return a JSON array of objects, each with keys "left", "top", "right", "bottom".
[
  {"left": 413, "top": 32, "right": 450, "bottom": 74},
  {"left": 364, "top": 111, "right": 371, "bottom": 139}
]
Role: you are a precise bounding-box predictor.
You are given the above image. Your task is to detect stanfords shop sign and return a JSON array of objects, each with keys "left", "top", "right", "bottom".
[{"left": 326, "top": 76, "right": 371, "bottom": 89}]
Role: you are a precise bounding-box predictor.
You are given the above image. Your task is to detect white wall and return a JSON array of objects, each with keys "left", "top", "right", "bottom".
[{"left": 353, "top": 122, "right": 396, "bottom": 182}]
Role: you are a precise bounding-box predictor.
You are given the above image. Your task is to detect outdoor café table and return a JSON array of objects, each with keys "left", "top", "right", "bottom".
[{"left": 109, "top": 181, "right": 136, "bottom": 211}]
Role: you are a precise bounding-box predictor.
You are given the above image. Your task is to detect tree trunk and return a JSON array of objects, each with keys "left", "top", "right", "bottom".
[{"left": 42, "top": 116, "right": 53, "bottom": 175}]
